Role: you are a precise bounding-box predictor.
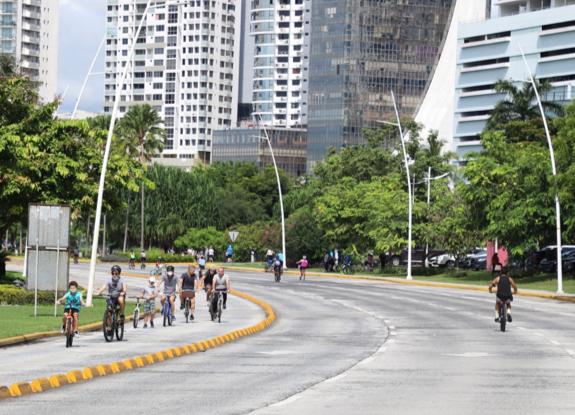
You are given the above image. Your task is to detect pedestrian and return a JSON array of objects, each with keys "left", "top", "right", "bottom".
[
  {"left": 492, "top": 252, "right": 501, "bottom": 274},
  {"left": 379, "top": 252, "right": 386, "bottom": 271},
  {"left": 324, "top": 252, "right": 330, "bottom": 272},
  {"left": 208, "top": 246, "right": 215, "bottom": 262},
  {"left": 297, "top": 255, "right": 309, "bottom": 281},
  {"left": 226, "top": 244, "right": 234, "bottom": 263}
]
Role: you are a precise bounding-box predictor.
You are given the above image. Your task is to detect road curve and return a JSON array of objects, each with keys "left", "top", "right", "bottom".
[{"left": 1, "top": 266, "right": 575, "bottom": 414}]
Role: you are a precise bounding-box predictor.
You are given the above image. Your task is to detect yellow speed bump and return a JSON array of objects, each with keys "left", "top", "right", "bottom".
[{"left": 0, "top": 289, "right": 275, "bottom": 401}]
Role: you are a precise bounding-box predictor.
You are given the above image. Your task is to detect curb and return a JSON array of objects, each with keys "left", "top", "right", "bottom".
[
  {"left": 223, "top": 265, "right": 575, "bottom": 304},
  {"left": 0, "top": 289, "right": 275, "bottom": 401}
]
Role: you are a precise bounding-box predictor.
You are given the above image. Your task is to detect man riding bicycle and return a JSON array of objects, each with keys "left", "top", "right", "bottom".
[
  {"left": 489, "top": 268, "right": 518, "bottom": 323},
  {"left": 96, "top": 265, "right": 127, "bottom": 320},
  {"left": 203, "top": 268, "right": 217, "bottom": 303},
  {"left": 179, "top": 264, "right": 199, "bottom": 320},
  {"left": 158, "top": 265, "right": 178, "bottom": 321},
  {"left": 211, "top": 267, "right": 230, "bottom": 310}
]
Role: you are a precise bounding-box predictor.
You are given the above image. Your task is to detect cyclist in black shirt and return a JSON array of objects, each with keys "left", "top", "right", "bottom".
[
  {"left": 489, "top": 269, "right": 518, "bottom": 323},
  {"left": 179, "top": 264, "right": 199, "bottom": 319},
  {"left": 202, "top": 268, "right": 217, "bottom": 304}
]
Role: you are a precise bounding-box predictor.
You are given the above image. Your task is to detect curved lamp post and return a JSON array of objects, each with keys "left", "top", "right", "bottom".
[
  {"left": 72, "top": 36, "right": 105, "bottom": 119},
  {"left": 519, "top": 45, "right": 563, "bottom": 294},
  {"left": 376, "top": 90, "right": 413, "bottom": 280},
  {"left": 256, "top": 116, "right": 287, "bottom": 269}
]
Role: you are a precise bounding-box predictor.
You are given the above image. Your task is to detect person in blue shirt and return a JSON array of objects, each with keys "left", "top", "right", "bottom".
[
  {"left": 277, "top": 252, "right": 285, "bottom": 267},
  {"left": 57, "top": 281, "right": 86, "bottom": 335},
  {"left": 226, "top": 245, "right": 234, "bottom": 262}
]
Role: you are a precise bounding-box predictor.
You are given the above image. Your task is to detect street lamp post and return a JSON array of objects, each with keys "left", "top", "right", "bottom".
[
  {"left": 256, "top": 116, "right": 287, "bottom": 269},
  {"left": 518, "top": 45, "right": 564, "bottom": 294},
  {"left": 86, "top": 0, "right": 155, "bottom": 306},
  {"left": 421, "top": 168, "right": 450, "bottom": 258},
  {"left": 377, "top": 91, "right": 413, "bottom": 280},
  {"left": 72, "top": 36, "right": 105, "bottom": 119}
]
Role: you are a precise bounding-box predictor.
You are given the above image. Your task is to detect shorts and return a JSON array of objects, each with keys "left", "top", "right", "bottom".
[
  {"left": 497, "top": 294, "right": 513, "bottom": 303},
  {"left": 199, "top": 264, "right": 206, "bottom": 270},
  {"left": 64, "top": 307, "right": 80, "bottom": 314},
  {"left": 181, "top": 290, "right": 195, "bottom": 299},
  {"left": 144, "top": 300, "right": 155, "bottom": 313},
  {"left": 163, "top": 292, "right": 176, "bottom": 299}
]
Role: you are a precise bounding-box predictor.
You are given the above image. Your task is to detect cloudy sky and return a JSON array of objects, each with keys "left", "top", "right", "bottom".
[{"left": 58, "top": 0, "right": 106, "bottom": 114}]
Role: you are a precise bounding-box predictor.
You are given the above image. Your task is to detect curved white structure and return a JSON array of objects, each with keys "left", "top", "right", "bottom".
[{"left": 415, "top": 0, "right": 488, "bottom": 152}]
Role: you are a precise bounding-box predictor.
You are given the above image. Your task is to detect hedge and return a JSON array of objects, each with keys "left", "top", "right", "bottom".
[{"left": 0, "top": 286, "right": 60, "bottom": 305}]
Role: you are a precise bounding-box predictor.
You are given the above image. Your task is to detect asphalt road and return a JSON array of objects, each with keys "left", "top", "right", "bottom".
[{"left": 2, "top": 264, "right": 575, "bottom": 414}]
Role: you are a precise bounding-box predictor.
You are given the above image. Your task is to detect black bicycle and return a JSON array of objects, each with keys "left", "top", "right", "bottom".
[
  {"left": 210, "top": 290, "right": 226, "bottom": 323},
  {"left": 63, "top": 308, "right": 75, "bottom": 348},
  {"left": 497, "top": 298, "right": 512, "bottom": 332},
  {"left": 182, "top": 291, "right": 194, "bottom": 323},
  {"left": 102, "top": 295, "right": 124, "bottom": 342},
  {"left": 335, "top": 262, "right": 353, "bottom": 274},
  {"left": 274, "top": 265, "right": 282, "bottom": 283}
]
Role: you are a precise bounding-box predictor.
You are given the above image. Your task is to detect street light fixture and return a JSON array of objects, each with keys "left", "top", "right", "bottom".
[
  {"left": 518, "top": 45, "right": 564, "bottom": 294},
  {"left": 255, "top": 116, "right": 287, "bottom": 269},
  {"left": 72, "top": 36, "right": 105, "bottom": 119},
  {"left": 376, "top": 90, "right": 413, "bottom": 280}
]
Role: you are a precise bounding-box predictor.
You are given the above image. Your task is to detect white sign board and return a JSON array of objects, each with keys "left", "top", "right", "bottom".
[{"left": 228, "top": 231, "right": 239, "bottom": 242}]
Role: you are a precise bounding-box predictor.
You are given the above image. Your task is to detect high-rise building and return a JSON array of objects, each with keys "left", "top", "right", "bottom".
[
  {"left": 306, "top": 0, "right": 454, "bottom": 170},
  {"left": 0, "top": 0, "right": 59, "bottom": 103},
  {"left": 452, "top": 0, "right": 575, "bottom": 159},
  {"left": 104, "top": 0, "right": 241, "bottom": 167},
  {"left": 250, "top": 0, "right": 311, "bottom": 128}
]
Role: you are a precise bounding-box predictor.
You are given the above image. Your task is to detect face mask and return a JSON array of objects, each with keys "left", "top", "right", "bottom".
[{"left": 167, "top": 272, "right": 174, "bottom": 278}]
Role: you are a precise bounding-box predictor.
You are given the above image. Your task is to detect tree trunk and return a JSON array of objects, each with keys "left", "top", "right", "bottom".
[
  {"left": 123, "top": 192, "right": 130, "bottom": 252},
  {"left": 140, "top": 181, "right": 145, "bottom": 252}
]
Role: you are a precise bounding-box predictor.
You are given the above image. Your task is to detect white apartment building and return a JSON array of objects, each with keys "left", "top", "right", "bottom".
[
  {"left": 491, "top": 0, "right": 575, "bottom": 17},
  {"left": 250, "top": 0, "right": 310, "bottom": 127},
  {"left": 104, "top": 0, "right": 241, "bottom": 166},
  {"left": 0, "top": 0, "right": 59, "bottom": 103}
]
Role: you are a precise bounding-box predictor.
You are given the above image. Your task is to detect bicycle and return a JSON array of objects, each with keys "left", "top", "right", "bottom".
[
  {"left": 162, "top": 295, "right": 174, "bottom": 327},
  {"left": 497, "top": 297, "right": 512, "bottom": 332},
  {"left": 132, "top": 297, "right": 141, "bottom": 328},
  {"left": 274, "top": 265, "right": 282, "bottom": 283},
  {"left": 128, "top": 258, "right": 136, "bottom": 270},
  {"left": 335, "top": 262, "right": 353, "bottom": 275},
  {"left": 210, "top": 290, "right": 226, "bottom": 323},
  {"left": 102, "top": 295, "right": 124, "bottom": 342},
  {"left": 182, "top": 291, "right": 194, "bottom": 323},
  {"left": 150, "top": 265, "right": 163, "bottom": 277},
  {"left": 63, "top": 308, "right": 75, "bottom": 348}
]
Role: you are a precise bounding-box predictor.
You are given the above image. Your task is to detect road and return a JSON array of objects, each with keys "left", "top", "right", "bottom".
[{"left": 2, "top": 263, "right": 575, "bottom": 414}]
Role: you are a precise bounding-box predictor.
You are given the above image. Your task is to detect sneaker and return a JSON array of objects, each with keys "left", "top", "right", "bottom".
[
  {"left": 143, "top": 324, "right": 148, "bottom": 329},
  {"left": 494, "top": 317, "right": 499, "bottom": 323},
  {"left": 507, "top": 314, "right": 512, "bottom": 323},
  {"left": 172, "top": 315, "right": 176, "bottom": 321},
  {"left": 74, "top": 331, "right": 79, "bottom": 336}
]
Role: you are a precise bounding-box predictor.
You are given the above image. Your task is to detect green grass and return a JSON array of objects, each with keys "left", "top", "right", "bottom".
[
  {"left": 0, "top": 298, "right": 135, "bottom": 340},
  {"left": 0, "top": 271, "right": 24, "bottom": 285}
]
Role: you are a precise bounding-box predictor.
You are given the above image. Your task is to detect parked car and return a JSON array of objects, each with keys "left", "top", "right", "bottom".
[
  {"left": 459, "top": 249, "right": 487, "bottom": 269},
  {"left": 538, "top": 248, "right": 575, "bottom": 273},
  {"left": 428, "top": 253, "right": 456, "bottom": 268},
  {"left": 389, "top": 249, "right": 445, "bottom": 267},
  {"left": 526, "top": 245, "right": 575, "bottom": 271}
]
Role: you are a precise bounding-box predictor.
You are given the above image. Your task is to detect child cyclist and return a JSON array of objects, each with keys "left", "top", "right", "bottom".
[
  {"left": 57, "top": 281, "right": 86, "bottom": 335},
  {"left": 140, "top": 277, "right": 157, "bottom": 328},
  {"left": 297, "top": 255, "right": 309, "bottom": 281}
]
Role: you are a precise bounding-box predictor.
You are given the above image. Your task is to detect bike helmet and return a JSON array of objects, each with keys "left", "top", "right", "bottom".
[
  {"left": 111, "top": 265, "right": 121, "bottom": 274},
  {"left": 166, "top": 265, "right": 175, "bottom": 277}
]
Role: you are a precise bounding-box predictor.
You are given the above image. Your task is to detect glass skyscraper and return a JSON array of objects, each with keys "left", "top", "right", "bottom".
[{"left": 306, "top": 0, "right": 454, "bottom": 169}]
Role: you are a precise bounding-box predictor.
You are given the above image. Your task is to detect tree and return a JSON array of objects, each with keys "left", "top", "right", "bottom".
[
  {"left": 487, "top": 80, "right": 564, "bottom": 132},
  {"left": 117, "top": 105, "right": 165, "bottom": 252},
  {"left": 174, "top": 227, "right": 226, "bottom": 254}
]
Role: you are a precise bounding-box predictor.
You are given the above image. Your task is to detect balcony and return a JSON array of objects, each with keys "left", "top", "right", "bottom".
[
  {"left": 22, "top": 21, "right": 41, "bottom": 32},
  {"left": 21, "top": 47, "right": 40, "bottom": 57},
  {"left": 22, "top": 9, "right": 41, "bottom": 19}
]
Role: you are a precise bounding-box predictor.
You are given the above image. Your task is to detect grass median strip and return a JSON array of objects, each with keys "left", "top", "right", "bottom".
[{"left": 0, "top": 289, "right": 276, "bottom": 401}]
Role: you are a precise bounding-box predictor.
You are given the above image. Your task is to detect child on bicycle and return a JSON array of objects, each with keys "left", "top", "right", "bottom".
[
  {"left": 57, "top": 281, "right": 85, "bottom": 335},
  {"left": 140, "top": 277, "right": 157, "bottom": 328},
  {"left": 297, "top": 255, "right": 309, "bottom": 281}
]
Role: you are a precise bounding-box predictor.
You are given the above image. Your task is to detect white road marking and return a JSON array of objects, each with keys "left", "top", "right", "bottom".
[
  {"left": 443, "top": 352, "right": 491, "bottom": 358},
  {"left": 550, "top": 340, "right": 561, "bottom": 346}
]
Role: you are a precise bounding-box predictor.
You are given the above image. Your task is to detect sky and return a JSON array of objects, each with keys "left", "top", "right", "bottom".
[{"left": 58, "top": 0, "right": 106, "bottom": 114}]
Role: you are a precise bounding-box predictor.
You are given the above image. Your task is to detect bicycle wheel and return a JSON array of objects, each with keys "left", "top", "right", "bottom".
[
  {"left": 65, "top": 318, "right": 73, "bottom": 348},
  {"left": 133, "top": 307, "right": 139, "bottom": 329},
  {"left": 500, "top": 303, "right": 506, "bottom": 332},
  {"left": 217, "top": 300, "right": 222, "bottom": 323},
  {"left": 103, "top": 310, "right": 114, "bottom": 342},
  {"left": 115, "top": 311, "right": 124, "bottom": 341},
  {"left": 185, "top": 300, "right": 190, "bottom": 323}
]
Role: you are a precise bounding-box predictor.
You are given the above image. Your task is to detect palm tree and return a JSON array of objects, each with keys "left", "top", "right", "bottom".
[
  {"left": 487, "top": 80, "right": 564, "bottom": 129},
  {"left": 118, "top": 105, "right": 165, "bottom": 252}
]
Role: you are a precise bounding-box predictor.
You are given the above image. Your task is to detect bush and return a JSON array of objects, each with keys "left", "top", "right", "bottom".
[
  {"left": 0, "top": 285, "right": 59, "bottom": 305},
  {"left": 111, "top": 248, "right": 198, "bottom": 263},
  {"left": 174, "top": 227, "right": 227, "bottom": 255}
]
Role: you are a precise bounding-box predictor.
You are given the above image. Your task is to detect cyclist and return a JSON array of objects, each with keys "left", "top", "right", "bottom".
[
  {"left": 129, "top": 251, "right": 136, "bottom": 270},
  {"left": 198, "top": 255, "right": 207, "bottom": 272},
  {"left": 179, "top": 264, "right": 199, "bottom": 320},
  {"left": 203, "top": 268, "right": 217, "bottom": 304},
  {"left": 211, "top": 267, "right": 230, "bottom": 310},
  {"left": 158, "top": 265, "right": 178, "bottom": 321},
  {"left": 96, "top": 265, "right": 127, "bottom": 321},
  {"left": 57, "top": 281, "right": 85, "bottom": 335},
  {"left": 208, "top": 247, "right": 215, "bottom": 262},
  {"left": 489, "top": 268, "right": 518, "bottom": 323},
  {"left": 297, "top": 255, "right": 309, "bottom": 281},
  {"left": 140, "top": 250, "right": 146, "bottom": 270},
  {"left": 140, "top": 277, "right": 157, "bottom": 328},
  {"left": 72, "top": 247, "right": 80, "bottom": 264}
]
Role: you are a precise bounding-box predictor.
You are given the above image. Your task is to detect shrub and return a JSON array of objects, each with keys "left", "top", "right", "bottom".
[{"left": 0, "top": 286, "right": 59, "bottom": 305}]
